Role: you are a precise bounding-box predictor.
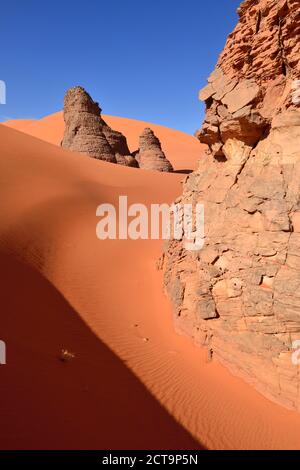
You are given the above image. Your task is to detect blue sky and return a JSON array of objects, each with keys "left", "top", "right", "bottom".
[{"left": 0, "top": 0, "right": 241, "bottom": 133}]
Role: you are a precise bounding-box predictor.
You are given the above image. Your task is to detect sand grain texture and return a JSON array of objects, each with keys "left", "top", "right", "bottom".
[{"left": 0, "top": 118, "right": 300, "bottom": 449}]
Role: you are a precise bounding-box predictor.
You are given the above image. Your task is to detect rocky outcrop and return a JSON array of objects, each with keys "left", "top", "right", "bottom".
[
  {"left": 62, "top": 86, "right": 138, "bottom": 167},
  {"left": 197, "top": 0, "right": 300, "bottom": 158},
  {"left": 136, "top": 128, "right": 173, "bottom": 172},
  {"left": 162, "top": 0, "right": 300, "bottom": 410}
]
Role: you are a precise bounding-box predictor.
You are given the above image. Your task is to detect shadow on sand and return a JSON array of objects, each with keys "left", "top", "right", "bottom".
[
  {"left": 173, "top": 169, "right": 193, "bottom": 175},
  {"left": 0, "top": 251, "right": 204, "bottom": 450}
]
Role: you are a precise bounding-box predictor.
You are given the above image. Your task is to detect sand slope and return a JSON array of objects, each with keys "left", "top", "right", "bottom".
[
  {"left": 1, "top": 118, "right": 35, "bottom": 130},
  {"left": 0, "top": 251, "right": 199, "bottom": 450},
  {"left": 3, "top": 112, "right": 201, "bottom": 172},
  {"left": 0, "top": 120, "right": 300, "bottom": 450}
]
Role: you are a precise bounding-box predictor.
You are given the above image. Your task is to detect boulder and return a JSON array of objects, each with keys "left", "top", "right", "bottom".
[
  {"left": 62, "top": 86, "right": 138, "bottom": 167},
  {"left": 136, "top": 128, "right": 173, "bottom": 172}
]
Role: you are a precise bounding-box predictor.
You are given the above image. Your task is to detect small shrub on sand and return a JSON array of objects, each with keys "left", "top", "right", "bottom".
[{"left": 59, "top": 349, "right": 75, "bottom": 363}]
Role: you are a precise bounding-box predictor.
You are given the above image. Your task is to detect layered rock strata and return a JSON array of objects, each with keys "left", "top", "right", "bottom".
[
  {"left": 162, "top": 0, "right": 300, "bottom": 410},
  {"left": 197, "top": 0, "right": 300, "bottom": 158},
  {"left": 136, "top": 128, "right": 174, "bottom": 172},
  {"left": 62, "top": 86, "right": 138, "bottom": 167}
]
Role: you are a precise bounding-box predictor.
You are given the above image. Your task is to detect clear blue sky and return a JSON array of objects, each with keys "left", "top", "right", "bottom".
[{"left": 0, "top": 0, "right": 241, "bottom": 133}]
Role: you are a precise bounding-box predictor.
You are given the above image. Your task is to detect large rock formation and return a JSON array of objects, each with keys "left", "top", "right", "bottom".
[
  {"left": 162, "top": 0, "right": 300, "bottom": 410},
  {"left": 62, "top": 86, "right": 138, "bottom": 167},
  {"left": 197, "top": 0, "right": 300, "bottom": 158},
  {"left": 136, "top": 128, "right": 174, "bottom": 172}
]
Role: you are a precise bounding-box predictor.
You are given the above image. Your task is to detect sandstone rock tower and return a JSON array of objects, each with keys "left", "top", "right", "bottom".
[
  {"left": 162, "top": 0, "right": 300, "bottom": 410},
  {"left": 62, "top": 86, "right": 138, "bottom": 167},
  {"left": 136, "top": 128, "right": 173, "bottom": 172}
]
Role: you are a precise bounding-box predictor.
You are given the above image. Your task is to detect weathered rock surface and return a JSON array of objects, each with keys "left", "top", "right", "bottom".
[
  {"left": 62, "top": 86, "right": 138, "bottom": 167},
  {"left": 162, "top": 0, "right": 300, "bottom": 410},
  {"left": 197, "top": 0, "right": 300, "bottom": 158},
  {"left": 136, "top": 128, "right": 173, "bottom": 172}
]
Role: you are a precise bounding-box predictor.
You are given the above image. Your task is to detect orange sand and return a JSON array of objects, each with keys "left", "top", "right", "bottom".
[
  {"left": 2, "top": 118, "right": 35, "bottom": 130},
  {"left": 1, "top": 117, "right": 300, "bottom": 450},
  {"left": 4, "top": 112, "right": 200, "bottom": 172}
]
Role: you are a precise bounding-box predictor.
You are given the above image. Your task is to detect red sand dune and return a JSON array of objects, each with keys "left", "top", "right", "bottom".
[
  {"left": 4, "top": 112, "right": 200, "bottom": 172},
  {"left": 2, "top": 118, "right": 35, "bottom": 130},
  {"left": 1, "top": 117, "right": 300, "bottom": 450}
]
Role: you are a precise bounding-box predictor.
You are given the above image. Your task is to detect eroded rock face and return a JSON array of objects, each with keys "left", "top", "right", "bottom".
[
  {"left": 62, "top": 86, "right": 138, "bottom": 166},
  {"left": 197, "top": 0, "right": 300, "bottom": 158},
  {"left": 136, "top": 128, "right": 173, "bottom": 172},
  {"left": 162, "top": 0, "right": 300, "bottom": 410}
]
